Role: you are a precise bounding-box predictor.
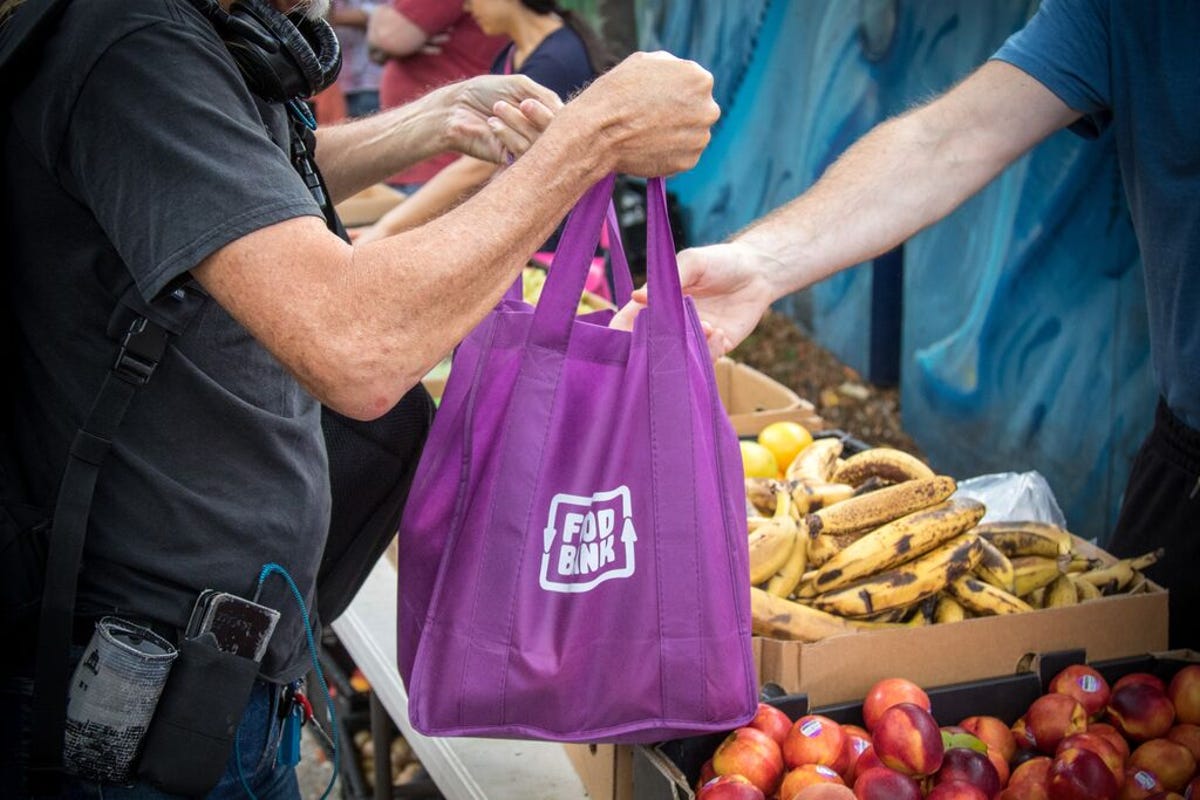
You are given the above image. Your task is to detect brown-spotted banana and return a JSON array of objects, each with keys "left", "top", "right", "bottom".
[
  {"left": 810, "top": 498, "right": 986, "bottom": 595},
  {"left": 976, "top": 521, "right": 1073, "bottom": 558},
  {"left": 748, "top": 489, "right": 798, "bottom": 585},
  {"left": 766, "top": 518, "right": 810, "bottom": 598},
  {"left": 947, "top": 575, "right": 1035, "bottom": 615},
  {"left": 831, "top": 447, "right": 936, "bottom": 488},
  {"left": 1044, "top": 573, "right": 1078, "bottom": 608},
  {"left": 750, "top": 587, "right": 856, "bottom": 642},
  {"left": 1010, "top": 555, "right": 1065, "bottom": 598},
  {"left": 806, "top": 475, "right": 958, "bottom": 537},
  {"left": 1077, "top": 548, "right": 1163, "bottom": 594},
  {"left": 807, "top": 533, "right": 982, "bottom": 618},
  {"left": 785, "top": 437, "right": 843, "bottom": 483},
  {"left": 974, "top": 535, "right": 1017, "bottom": 593}
]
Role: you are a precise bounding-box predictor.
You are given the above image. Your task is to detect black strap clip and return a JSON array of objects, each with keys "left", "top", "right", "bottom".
[{"left": 113, "top": 316, "right": 170, "bottom": 386}]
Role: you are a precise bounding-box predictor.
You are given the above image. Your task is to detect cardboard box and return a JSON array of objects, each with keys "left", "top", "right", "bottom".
[
  {"left": 713, "top": 358, "right": 824, "bottom": 435},
  {"left": 334, "top": 183, "right": 405, "bottom": 227},
  {"left": 757, "top": 536, "right": 1168, "bottom": 708}
]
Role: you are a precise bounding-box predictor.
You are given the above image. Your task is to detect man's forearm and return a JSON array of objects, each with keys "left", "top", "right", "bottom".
[
  {"left": 737, "top": 61, "right": 1076, "bottom": 301},
  {"left": 313, "top": 91, "right": 449, "bottom": 203}
]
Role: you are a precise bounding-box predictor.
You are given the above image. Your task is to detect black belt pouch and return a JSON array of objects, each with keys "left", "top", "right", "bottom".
[{"left": 137, "top": 635, "right": 259, "bottom": 797}]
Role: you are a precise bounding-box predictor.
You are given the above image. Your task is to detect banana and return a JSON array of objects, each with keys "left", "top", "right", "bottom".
[
  {"left": 831, "top": 447, "right": 936, "bottom": 488},
  {"left": 811, "top": 498, "right": 986, "bottom": 595},
  {"left": 807, "top": 475, "right": 958, "bottom": 537},
  {"left": 850, "top": 476, "right": 889, "bottom": 497},
  {"left": 976, "top": 521, "right": 1073, "bottom": 558},
  {"left": 1064, "top": 555, "right": 1101, "bottom": 573},
  {"left": 804, "top": 482, "right": 856, "bottom": 510},
  {"left": 1011, "top": 555, "right": 1065, "bottom": 597},
  {"left": 747, "top": 516, "right": 772, "bottom": 534},
  {"left": 934, "top": 594, "right": 967, "bottom": 624},
  {"left": 750, "top": 587, "right": 856, "bottom": 642},
  {"left": 766, "top": 519, "right": 809, "bottom": 598},
  {"left": 1044, "top": 573, "right": 1078, "bottom": 608},
  {"left": 1024, "top": 587, "right": 1047, "bottom": 609},
  {"left": 789, "top": 481, "right": 814, "bottom": 517},
  {"left": 807, "top": 533, "right": 982, "bottom": 618},
  {"left": 748, "top": 489, "right": 798, "bottom": 585},
  {"left": 745, "top": 478, "right": 785, "bottom": 515},
  {"left": 948, "top": 575, "right": 1035, "bottom": 615},
  {"left": 974, "top": 536, "right": 1016, "bottom": 593},
  {"left": 1069, "top": 573, "right": 1103, "bottom": 602},
  {"left": 785, "top": 437, "right": 843, "bottom": 483},
  {"left": 807, "top": 530, "right": 865, "bottom": 568},
  {"left": 1077, "top": 548, "right": 1163, "bottom": 594}
]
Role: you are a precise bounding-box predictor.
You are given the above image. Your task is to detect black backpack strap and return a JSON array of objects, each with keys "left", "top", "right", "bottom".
[{"left": 26, "top": 317, "right": 173, "bottom": 794}]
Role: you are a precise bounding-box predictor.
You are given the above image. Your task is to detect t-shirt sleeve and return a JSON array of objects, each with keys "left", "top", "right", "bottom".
[
  {"left": 63, "top": 19, "right": 322, "bottom": 301},
  {"left": 393, "top": 0, "right": 463, "bottom": 37},
  {"left": 990, "top": 0, "right": 1112, "bottom": 138},
  {"left": 517, "top": 30, "right": 595, "bottom": 102}
]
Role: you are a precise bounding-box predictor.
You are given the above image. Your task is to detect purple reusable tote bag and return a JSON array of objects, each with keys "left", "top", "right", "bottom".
[{"left": 395, "top": 175, "right": 757, "bottom": 743}]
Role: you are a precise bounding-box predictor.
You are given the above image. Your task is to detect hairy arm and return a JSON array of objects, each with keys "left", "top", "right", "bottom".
[
  {"left": 672, "top": 61, "right": 1083, "bottom": 349},
  {"left": 192, "top": 53, "right": 719, "bottom": 421},
  {"left": 358, "top": 156, "right": 497, "bottom": 241}
]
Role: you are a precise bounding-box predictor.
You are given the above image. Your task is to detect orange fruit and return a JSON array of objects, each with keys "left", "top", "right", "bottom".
[
  {"left": 756, "top": 421, "right": 813, "bottom": 473},
  {"left": 739, "top": 441, "right": 779, "bottom": 479}
]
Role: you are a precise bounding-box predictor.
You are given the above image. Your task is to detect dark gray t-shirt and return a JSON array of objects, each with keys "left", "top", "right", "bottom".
[{"left": 5, "top": 0, "right": 329, "bottom": 681}]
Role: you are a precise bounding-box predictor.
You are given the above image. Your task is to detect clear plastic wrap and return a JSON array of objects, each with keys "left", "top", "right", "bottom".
[{"left": 953, "top": 471, "right": 1068, "bottom": 528}]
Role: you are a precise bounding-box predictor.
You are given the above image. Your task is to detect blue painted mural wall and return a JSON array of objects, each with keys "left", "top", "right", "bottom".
[{"left": 639, "top": 0, "right": 1154, "bottom": 541}]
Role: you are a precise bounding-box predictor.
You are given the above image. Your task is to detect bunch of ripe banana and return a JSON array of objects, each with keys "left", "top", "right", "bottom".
[{"left": 743, "top": 441, "right": 1165, "bottom": 643}]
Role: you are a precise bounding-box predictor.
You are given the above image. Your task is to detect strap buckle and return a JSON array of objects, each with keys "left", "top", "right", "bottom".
[{"left": 113, "top": 317, "right": 169, "bottom": 386}]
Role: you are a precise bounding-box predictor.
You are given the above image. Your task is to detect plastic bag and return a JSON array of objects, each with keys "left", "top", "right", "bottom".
[{"left": 953, "top": 471, "right": 1067, "bottom": 527}]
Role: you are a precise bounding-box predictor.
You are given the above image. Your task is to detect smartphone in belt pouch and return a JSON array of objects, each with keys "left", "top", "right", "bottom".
[{"left": 186, "top": 591, "right": 280, "bottom": 663}]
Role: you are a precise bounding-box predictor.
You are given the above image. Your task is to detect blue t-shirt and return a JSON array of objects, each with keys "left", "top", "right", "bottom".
[
  {"left": 993, "top": 0, "right": 1200, "bottom": 430},
  {"left": 492, "top": 26, "right": 596, "bottom": 101}
]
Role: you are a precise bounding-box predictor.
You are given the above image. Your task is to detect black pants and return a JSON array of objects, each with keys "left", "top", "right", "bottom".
[{"left": 1107, "top": 400, "right": 1200, "bottom": 651}]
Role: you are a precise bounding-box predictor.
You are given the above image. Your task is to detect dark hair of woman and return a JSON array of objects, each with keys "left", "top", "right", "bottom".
[{"left": 519, "top": 0, "right": 617, "bottom": 75}]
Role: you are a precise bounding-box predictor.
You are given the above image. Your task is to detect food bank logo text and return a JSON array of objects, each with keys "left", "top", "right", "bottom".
[{"left": 539, "top": 486, "right": 637, "bottom": 593}]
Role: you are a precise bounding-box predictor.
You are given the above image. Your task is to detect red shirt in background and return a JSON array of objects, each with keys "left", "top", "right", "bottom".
[{"left": 380, "top": 2, "right": 506, "bottom": 185}]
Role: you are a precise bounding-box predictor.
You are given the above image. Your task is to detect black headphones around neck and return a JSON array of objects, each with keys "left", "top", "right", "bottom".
[{"left": 187, "top": 0, "right": 341, "bottom": 102}]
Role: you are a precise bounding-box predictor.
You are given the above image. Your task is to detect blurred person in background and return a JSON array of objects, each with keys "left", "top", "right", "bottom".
[
  {"left": 356, "top": 0, "right": 615, "bottom": 244},
  {"left": 328, "top": 0, "right": 384, "bottom": 118},
  {"left": 368, "top": 0, "right": 505, "bottom": 191}
]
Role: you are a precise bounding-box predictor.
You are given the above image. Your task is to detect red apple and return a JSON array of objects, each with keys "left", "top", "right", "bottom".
[
  {"left": 1109, "top": 683, "right": 1177, "bottom": 742},
  {"left": 1048, "top": 746, "right": 1120, "bottom": 800},
  {"left": 852, "top": 746, "right": 884, "bottom": 778},
  {"left": 926, "top": 781, "right": 990, "bottom": 800},
  {"left": 1051, "top": 665, "right": 1112, "bottom": 719},
  {"left": 783, "top": 715, "right": 846, "bottom": 770},
  {"left": 1026, "top": 693, "right": 1089, "bottom": 753},
  {"left": 1116, "top": 673, "right": 1168, "bottom": 694},
  {"left": 1091, "top": 722, "right": 1133, "bottom": 761},
  {"left": 1129, "top": 739, "right": 1197, "bottom": 792},
  {"left": 862, "top": 678, "right": 931, "bottom": 732},
  {"left": 1144, "top": 794, "right": 1186, "bottom": 800},
  {"left": 962, "top": 714, "right": 1018, "bottom": 763},
  {"left": 751, "top": 702, "right": 794, "bottom": 747},
  {"left": 1009, "top": 755, "right": 1053, "bottom": 788},
  {"left": 697, "top": 758, "right": 717, "bottom": 790},
  {"left": 1184, "top": 775, "right": 1200, "bottom": 798},
  {"left": 792, "top": 785, "right": 856, "bottom": 800},
  {"left": 1121, "top": 767, "right": 1166, "bottom": 800},
  {"left": 988, "top": 748, "right": 1011, "bottom": 787},
  {"left": 1013, "top": 716, "right": 1037, "bottom": 751},
  {"left": 712, "top": 726, "right": 785, "bottom": 796},
  {"left": 779, "top": 764, "right": 844, "bottom": 800},
  {"left": 1056, "top": 731, "right": 1125, "bottom": 782},
  {"left": 851, "top": 766, "right": 922, "bottom": 800},
  {"left": 872, "top": 702, "right": 944, "bottom": 776},
  {"left": 1169, "top": 723, "right": 1200, "bottom": 763},
  {"left": 934, "top": 747, "right": 1002, "bottom": 797},
  {"left": 1169, "top": 666, "right": 1200, "bottom": 726},
  {"left": 697, "top": 773, "right": 767, "bottom": 800}
]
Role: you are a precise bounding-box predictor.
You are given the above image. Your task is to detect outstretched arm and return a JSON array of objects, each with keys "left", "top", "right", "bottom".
[{"left": 670, "top": 61, "right": 1081, "bottom": 351}]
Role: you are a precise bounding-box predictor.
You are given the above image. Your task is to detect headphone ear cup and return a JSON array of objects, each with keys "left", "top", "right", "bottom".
[{"left": 227, "top": 0, "right": 341, "bottom": 101}]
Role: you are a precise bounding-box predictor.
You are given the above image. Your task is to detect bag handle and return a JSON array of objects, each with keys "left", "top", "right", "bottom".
[
  {"left": 642, "top": 177, "right": 685, "bottom": 341},
  {"left": 528, "top": 174, "right": 618, "bottom": 348},
  {"left": 502, "top": 197, "right": 633, "bottom": 307}
]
